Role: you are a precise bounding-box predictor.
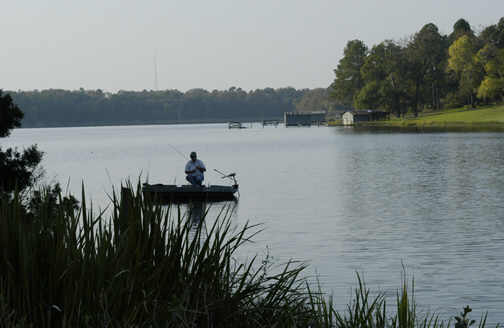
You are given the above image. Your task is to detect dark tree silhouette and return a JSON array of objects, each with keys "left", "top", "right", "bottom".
[
  {"left": 0, "top": 90, "right": 43, "bottom": 194},
  {"left": 0, "top": 90, "right": 24, "bottom": 137}
]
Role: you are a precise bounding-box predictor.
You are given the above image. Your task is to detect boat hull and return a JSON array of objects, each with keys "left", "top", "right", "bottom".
[{"left": 142, "top": 183, "right": 238, "bottom": 203}]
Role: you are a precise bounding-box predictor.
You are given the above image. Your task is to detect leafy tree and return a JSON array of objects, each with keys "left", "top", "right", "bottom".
[
  {"left": 28, "top": 183, "right": 79, "bottom": 222},
  {"left": 0, "top": 90, "right": 24, "bottom": 137},
  {"left": 476, "top": 45, "right": 504, "bottom": 101},
  {"left": 357, "top": 41, "right": 412, "bottom": 116},
  {"left": 294, "top": 88, "right": 345, "bottom": 112},
  {"left": 0, "top": 90, "right": 43, "bottom": 194},
  {"left": 450, "top": 18, "right": 474, "bottom": 43},
  {"left": 354, "top": 81, "right": 381, "bottom": 110},
  {"left": 330, "top": 40, "right": 368, "bottom": 107},
  {"left": 0, "top": 146, "right": 43, "bottom": 194},
  {"left": 447, "top": 35, "right": 484, "bottom": 106},
  {"left": 479, "top": 17, "right": 504, "bottom": 48},
  {"left": 406, "top": 23, "right": 447, "bottom": 114},
  {"left": 331, "top": 17, "right": 504, "bottom": 113},
  {"left": 476, "top": 44, "right": 504, "bottom": 78},
  {"left": 448, "top": 36, "right": 478, "bottom": 73},
  {"left": 477, "top": 77, "right": 504, "bottom": 101}
]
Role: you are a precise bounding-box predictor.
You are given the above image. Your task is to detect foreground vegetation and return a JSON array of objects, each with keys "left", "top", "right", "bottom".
[{"left": 0, "top": 183, "right": 495, "bottom": 327}]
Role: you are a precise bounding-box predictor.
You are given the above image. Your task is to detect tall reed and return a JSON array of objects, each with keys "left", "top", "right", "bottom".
[
  {"left": 0, "top": 182, "right": 325, "bottom": 327},
  {"left": 0, "top": 182, "right": 494, "bottom": 327}
]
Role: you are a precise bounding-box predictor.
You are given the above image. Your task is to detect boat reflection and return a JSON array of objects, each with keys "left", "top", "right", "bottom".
[
  {"left": 161, "top": 199, "right": 239, "bottom": 229},
  {"left": 186, "top": 200, "right": 239, "bottom": 227}
]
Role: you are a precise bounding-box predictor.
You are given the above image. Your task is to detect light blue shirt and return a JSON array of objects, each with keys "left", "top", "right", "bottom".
[{"left": 185, "top": 159, "right": 206, "bottom": 178}]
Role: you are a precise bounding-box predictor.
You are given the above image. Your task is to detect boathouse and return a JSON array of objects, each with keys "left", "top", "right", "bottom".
[
  {"left": 284, "top": 111, "right": 327, "bottom": 127},
  {"left": 342, "top": 110, "right": 390, "bottom": 125}
]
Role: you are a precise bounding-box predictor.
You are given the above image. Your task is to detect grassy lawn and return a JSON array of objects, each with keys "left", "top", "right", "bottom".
[
  {"left": 349, "top": 105, "right": 504, "bottom": 130},
  {"left": 327, "top": 120, "right": 342, "bottom": 126},
  {"left": 413, "top": 105, "right": 504, "bottom": 123}
]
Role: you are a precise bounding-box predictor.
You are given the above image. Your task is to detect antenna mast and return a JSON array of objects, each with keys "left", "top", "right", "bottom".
[{"left": 154, "top": 53, "right": 159, "bottom": 91}]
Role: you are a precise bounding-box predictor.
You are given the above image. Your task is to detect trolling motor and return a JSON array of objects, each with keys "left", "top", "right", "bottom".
[{"left": 214, "top": 169, "right": 239, "bottom": 189}]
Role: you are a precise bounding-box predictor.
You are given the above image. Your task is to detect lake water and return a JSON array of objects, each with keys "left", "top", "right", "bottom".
[{"left": 3, "top": 124, "right": 504, "bottom": 325}]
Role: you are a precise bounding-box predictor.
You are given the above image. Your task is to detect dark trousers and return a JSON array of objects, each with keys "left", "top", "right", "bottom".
[{"left": 186, "top": 175, "right": 204, "bottom": 186}]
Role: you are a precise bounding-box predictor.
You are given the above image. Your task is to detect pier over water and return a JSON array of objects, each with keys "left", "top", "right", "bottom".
[{"left": 284, "top": 111, "right": 327, "bottom": 127}]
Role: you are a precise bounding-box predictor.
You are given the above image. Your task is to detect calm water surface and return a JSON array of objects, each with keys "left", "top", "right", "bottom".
[{"left": 3, "top": 124, "right": 504, "bottom": 324}]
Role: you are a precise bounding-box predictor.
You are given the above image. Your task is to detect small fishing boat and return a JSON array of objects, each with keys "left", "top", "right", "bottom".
[{"left": 142, "top": 172, "right": 239, "bottom": 203}]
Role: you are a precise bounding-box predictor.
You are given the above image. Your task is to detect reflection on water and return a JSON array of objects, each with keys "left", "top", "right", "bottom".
[
  {"left": 186, "top": 201, "right": 206, "bottom": 227},
  {"left": 168, "top": 200, "right": 239, "bottom": 229},
  {"left": 175, "top": 200, "right": 239, "bottom": 247}
]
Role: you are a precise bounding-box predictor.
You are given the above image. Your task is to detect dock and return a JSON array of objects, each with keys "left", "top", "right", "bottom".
[
  {"left": 228, "top": 121, "right": 247, "bottom": 129},
  {"left": 284, "top": 111, "right": 327, "bottom": 127},
  {"left": 262, "top": 120, "right": 281, "bottom": 127}
]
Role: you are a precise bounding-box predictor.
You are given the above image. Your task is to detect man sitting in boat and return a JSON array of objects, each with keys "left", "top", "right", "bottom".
[{"left": 185, "top": 151, "right": 206, "bottom": 186}]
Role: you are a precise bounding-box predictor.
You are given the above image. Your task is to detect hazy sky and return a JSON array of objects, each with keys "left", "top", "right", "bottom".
[{"left": 1, "top": 0, "right": 503, "bottom": 92}]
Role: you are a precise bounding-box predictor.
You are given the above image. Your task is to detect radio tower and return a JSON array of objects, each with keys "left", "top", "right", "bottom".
[{"left": 154, "top": 53, "right": 159, "bottom": 91}]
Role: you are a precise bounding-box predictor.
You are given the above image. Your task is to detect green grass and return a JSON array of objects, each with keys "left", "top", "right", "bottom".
[
  {"left": 419, "top": 105, "right": 504, "bottom": 123},
  {"left": 356, "top": 105, "right": 504, "bottom": 131},
  {"left": 327, "top": 120, "right": 342, "bottom": 126},
  {"left": 0, "top": 182, "right": 496, "bottom": 327}
]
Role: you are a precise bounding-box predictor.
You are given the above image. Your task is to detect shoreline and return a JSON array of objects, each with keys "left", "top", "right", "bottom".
[
  {"left": 329, "top": 105, "right": 504, "bottom": 132},
  {"left": 19, "top": 119, "right": 277, "bottom": 129},
  {"left": 353, "top": 121, "right": 504, "bottom": 132}
]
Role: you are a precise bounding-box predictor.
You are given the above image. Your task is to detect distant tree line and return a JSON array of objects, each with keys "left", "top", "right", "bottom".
[
  {"left": 8, "top": 87, "right": 345, "bottom": 128},
  {"left": 330, "top": 17, "right": 504, "bottom": 117}
]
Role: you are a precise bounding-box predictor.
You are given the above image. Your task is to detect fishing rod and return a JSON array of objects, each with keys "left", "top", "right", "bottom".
[
  {"left": 167, "top": 143, "right": 188, "bottom": 161},
  {"left": 214, "top": 169, "right": 235, "bottom": 179}
]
